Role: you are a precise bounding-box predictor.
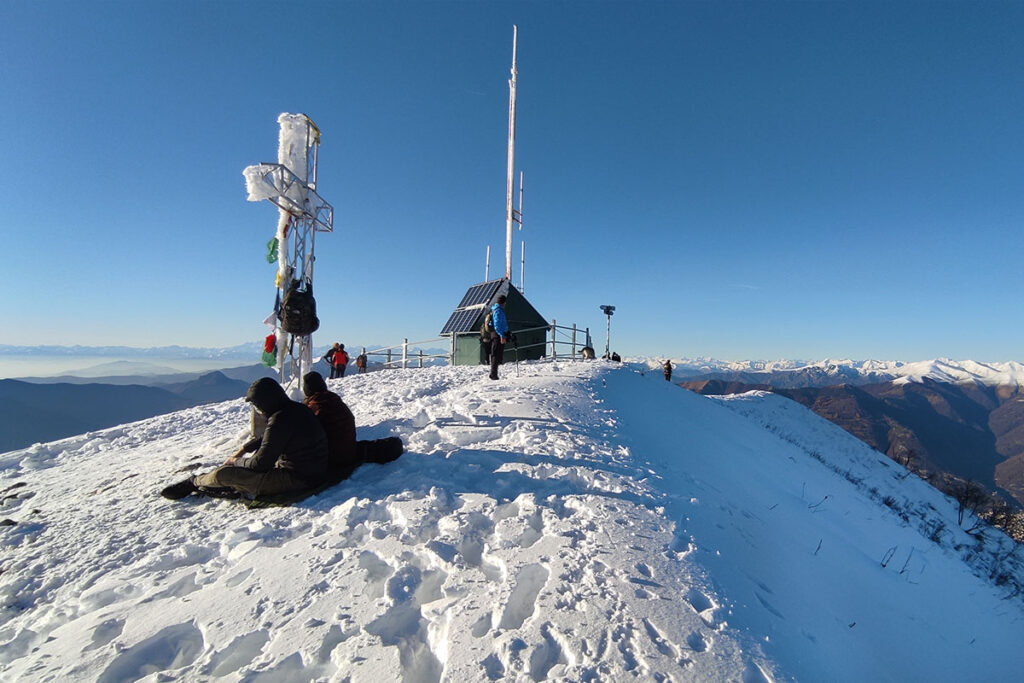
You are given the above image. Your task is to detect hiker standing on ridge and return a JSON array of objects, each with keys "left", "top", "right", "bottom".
[
  {"left": 663, "top": 360, "right": 673, "bottom": 381},
  {"left": 322, "top": 343, "right": 340, "bottom": 376},
  {"left": 332, "top": 343, "right": 350, "bottom": 378},
  {"left": 488, "top": 295, "right": 510, "bottom": 380},
  {"left": 161, "top": 377, "right": 328, "bottom": 500}
]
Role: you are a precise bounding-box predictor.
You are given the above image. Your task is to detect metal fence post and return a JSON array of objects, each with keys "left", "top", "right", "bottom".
[
  {"left": 551, "top": 319, "right": 557, "bottom": 358},
  {"left": 571, "top": 324, "right": 577, "bottom": 360},
  {"left": 402, "top": 339, "right": 408, "bottom": 369},
  {"left": 418, "top": 350, "right": 424, "bottom": 368},
  {"left": 450, "top": 334, "right": 456, "bottom": 365},
  {"left": 387, "top": 349, "right": 392, "bottom": 368}
]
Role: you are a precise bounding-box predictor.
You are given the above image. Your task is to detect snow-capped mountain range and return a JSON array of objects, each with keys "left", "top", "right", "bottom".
[
  {"left": 643, "top": 357, "right": 1024, "bottom": 388},
  {"left": 5, "top": 345, "right": 1022, "bottom": 388},
  {"left": 2, "top": 360, "right": 1022, "bottom": 681}
]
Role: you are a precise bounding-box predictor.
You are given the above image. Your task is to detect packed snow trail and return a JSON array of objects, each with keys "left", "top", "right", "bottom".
[{"left": 1, "top": 360, "right": 1023, "bottom": 681}]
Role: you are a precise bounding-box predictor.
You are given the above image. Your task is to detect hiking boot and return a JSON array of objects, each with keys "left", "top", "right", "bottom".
[{"left": 161, "top": 477, "right": 198, "bottom": 500}]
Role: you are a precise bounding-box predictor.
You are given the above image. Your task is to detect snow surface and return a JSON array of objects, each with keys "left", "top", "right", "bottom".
[{"left": 2, "top": 360, "right": 1023, "bottom": 682}]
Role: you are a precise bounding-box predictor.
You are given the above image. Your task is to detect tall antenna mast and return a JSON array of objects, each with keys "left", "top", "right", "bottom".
[{"left": 504, "top": 25, "right": 519, "bottom": 280}]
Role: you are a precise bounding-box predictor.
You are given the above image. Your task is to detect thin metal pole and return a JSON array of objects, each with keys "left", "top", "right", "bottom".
[
  {"left": 520, "top": 242, "right": 525, "bottom": 293},
  {"left": 485, "top": 245, "right": 490, "bottom": 281},
  {"left": 518, "top": 171, "right": 525, "bottom": 291},
  {"left": 605, "top": 314, "right": 611, "bottom": 358}
]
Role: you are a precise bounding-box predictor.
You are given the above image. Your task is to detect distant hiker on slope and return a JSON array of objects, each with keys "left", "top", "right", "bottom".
[
  {"left": 663, "top": 360, "right": 672, "bottom": 381},
  {"left": 161, "top": 378, "right": 328, "bottom": 500},
  {"left": 486, "top": 295, "right": 510, "bottom": 380},
  {"left": 301, "top": 371, "right": 357, "bottom": 476}
]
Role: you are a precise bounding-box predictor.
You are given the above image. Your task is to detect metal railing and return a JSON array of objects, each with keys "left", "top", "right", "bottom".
[
  {"left": 546, "top": 321, "right": 591, "bottom": 360},
  {"left": 491, "top": 321, "right": 592, "bottom": 360},
  {"left": 353, "top": 320, "right": 592, "bottom": 372},
  {"left": 361, "top": 337, "right": 450, "bottom": 370}
]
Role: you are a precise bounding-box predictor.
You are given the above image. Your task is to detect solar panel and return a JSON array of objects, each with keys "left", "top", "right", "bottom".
[
  {"left": 457, "top": 280, "right": 503, "bottom": 309},
  {"left": 440, "top": 306, "right": 485, "bottom": 335},
  {"left": 440, "top": 280, "right": 506, "bottom": 334}
]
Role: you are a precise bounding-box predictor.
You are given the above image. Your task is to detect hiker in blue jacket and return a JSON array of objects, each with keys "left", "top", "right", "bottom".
[{"left": 489, "top": 295, "right": 510, "bottom": 380}]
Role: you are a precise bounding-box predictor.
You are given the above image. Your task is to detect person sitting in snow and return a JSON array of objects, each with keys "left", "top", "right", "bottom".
[
  {"left": 160, "top": 377, "right": 328, "bottom": 500},
  {"left": 301, "top": 371, "right": 358, "bottom": 476}
]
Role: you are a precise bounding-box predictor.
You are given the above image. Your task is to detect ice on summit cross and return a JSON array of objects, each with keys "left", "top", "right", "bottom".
[
  {"left": 242, "top": 112, "right": 316, "bottom": 286},
  {"left": 1, "top": 360, "right": 1023, "bottom": 681}
]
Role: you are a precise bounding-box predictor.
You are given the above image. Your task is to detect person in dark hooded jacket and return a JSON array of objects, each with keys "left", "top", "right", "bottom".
[
  {"left": 161, "top": 377, "right": 328, "bottom": 499},
  {"left": 301, "top": 371, "right": 358, "bottom": 474}
]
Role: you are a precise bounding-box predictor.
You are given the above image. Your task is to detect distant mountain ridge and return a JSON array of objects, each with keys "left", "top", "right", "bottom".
[
  {"left": 0, "top": 343, "right": 263, "bottom": 360},
  {"left": 0, "top": 371, "right": 253, "bottom": 453},
  {"left": 681, "top": 374, "right": 1024, "bottom": 509},
  {"left": 15, "top": 363, "right": 277, "bottom": 387}
]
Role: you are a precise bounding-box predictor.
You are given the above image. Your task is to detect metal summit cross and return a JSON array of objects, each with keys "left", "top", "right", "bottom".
[{"left": 243, "top": 113, "right": 334, "bottom": 388}]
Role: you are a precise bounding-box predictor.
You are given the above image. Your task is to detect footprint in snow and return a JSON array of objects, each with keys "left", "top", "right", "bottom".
[
  {"left": 498, "top": 563, "right": 549, "bottom": 630},
  {"left": 203, "top": 629, "right": 270, "bottom": 678},
  {"left": 365, "top": 566, "right": 445, "bottom": 683},
  {"left": 95, "top": 622, "right": 204, "bottom": 683},
  {"left": 687, "top": 630, "right": 711, "bottom": 653},
  {"left": 358, "top": 550, "right": 394, "bottom": 599},
  {"left": 83, "top": 618, "right": 125, "bottom": 652}
]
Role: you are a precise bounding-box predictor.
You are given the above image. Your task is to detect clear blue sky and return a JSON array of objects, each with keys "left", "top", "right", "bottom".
[{"left": 3, "top": 1, "right": 1022, "bottom": 361}]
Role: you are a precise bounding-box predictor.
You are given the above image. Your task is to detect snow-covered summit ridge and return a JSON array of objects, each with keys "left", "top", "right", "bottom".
[
  {"left": 641, "top": 356, "right": 1024, "bottom": 386},
  {"left": 2, "top": 361, "right": 1022, "bottom": 681}
]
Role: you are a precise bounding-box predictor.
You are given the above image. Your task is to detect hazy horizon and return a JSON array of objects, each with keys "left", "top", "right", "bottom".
[{"left": 0, "top": 356, "right": 256, "bottom": 380}]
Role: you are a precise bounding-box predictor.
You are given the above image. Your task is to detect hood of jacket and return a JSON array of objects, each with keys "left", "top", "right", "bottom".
[
  {"left": 245, "top": 377, "right": 289, "bottom": 415},
  {"left": 302, "top": 371, "right": 329, "bottom": 397}
]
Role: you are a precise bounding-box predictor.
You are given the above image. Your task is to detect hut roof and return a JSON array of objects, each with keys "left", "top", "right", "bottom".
[{"left": 440, "top": 278, "right": 545, "bottom": 335}]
